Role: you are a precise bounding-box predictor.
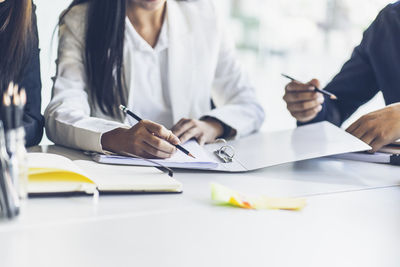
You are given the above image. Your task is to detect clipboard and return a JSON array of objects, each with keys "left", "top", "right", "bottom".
[
  {"left": 92, "top": 122, "right": 372, "bottom": 173},
  {"left": 203, "top": 122, "right": 372, "bottom": 172}
]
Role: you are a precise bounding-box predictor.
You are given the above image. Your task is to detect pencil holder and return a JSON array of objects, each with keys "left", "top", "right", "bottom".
[
  {"left": 5, "top": 127, "right": 28, "bottom": 199},
  {"left": 16, "top": 127, "right": 28, "bottom": 198},
  {"left": 0, "top": 123, "right": 20, "bottom": 219}
]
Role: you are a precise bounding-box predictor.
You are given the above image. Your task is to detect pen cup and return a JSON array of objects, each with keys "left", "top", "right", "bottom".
[
  {"left": 16, "top": 127, "right": 28, "bottom": 198},
  {"left": 5, "top": 127, "right": 28, "bottom": 199}
]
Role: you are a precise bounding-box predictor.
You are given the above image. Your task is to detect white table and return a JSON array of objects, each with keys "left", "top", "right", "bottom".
[{"left": 0, "top": 145, "right": 399, "bottom": 267}]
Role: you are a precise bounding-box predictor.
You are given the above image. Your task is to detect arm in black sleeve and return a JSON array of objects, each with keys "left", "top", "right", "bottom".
[{"left": 20, "top": 5, "right": 44, "bottom": 147}]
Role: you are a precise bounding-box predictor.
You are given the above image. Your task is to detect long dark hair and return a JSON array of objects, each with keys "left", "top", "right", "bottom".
[
  {"left": 61, "top": 0, "right": 127, "bottom": 117},
  {"left": 0, "top": 0, "right": 33, "bottom": 91}
]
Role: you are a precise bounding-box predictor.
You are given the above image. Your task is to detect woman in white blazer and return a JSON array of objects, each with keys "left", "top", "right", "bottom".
[{"left": 45, "top": 0, "right": 265, "bottom": 159}]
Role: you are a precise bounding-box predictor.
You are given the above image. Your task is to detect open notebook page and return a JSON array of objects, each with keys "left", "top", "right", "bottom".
[
  {"left": 93, "top": 140, "right": 219, "bottom": 170},
  {"left": 73, "top": 160, "right": 182, "bottom": 192},
  {"left": 28, "top": 153, "right": 97, "bottom": 194}
]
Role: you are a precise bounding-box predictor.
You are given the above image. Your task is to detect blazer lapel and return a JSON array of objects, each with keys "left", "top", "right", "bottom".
[{"left": 167, "top": 1, "right": 195, "bottom": 124}]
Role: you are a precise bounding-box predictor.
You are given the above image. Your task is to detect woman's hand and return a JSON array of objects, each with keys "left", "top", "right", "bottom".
[
  {"left": 101, "top": 120, "right": 180, "bottom": 159},
  {"left": 171, "top": 118, "right": 224, "bottom": 146},
  {"left": 346, "top": 103, "right": 400, "bottom": 153},
  {"left": 283, "top": 79, "right": 324, "bottom": 122}
]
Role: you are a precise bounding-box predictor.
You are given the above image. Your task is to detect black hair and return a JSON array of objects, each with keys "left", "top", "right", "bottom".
[
  {"left": 0, "top": 0, "right": 33, "bottom": 92},
  {"left": 61, "top": 0, "right": 127, "bottom": 117}
]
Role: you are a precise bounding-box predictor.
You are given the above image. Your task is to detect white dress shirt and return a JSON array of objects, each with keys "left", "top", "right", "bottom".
[
  {"left": 45, "top": 0, "right": 265, "bottom": 153},
  {"left": 126, "top": 15, "right": 174, "bottom": 128}
]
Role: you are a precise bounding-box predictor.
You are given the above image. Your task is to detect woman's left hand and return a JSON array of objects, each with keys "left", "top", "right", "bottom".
[
  {"left": 346, "top": 103, "right": 400, "bottom": 153},
  {"left": 171, "top": 118, "right": 224, "bottom": 145}
]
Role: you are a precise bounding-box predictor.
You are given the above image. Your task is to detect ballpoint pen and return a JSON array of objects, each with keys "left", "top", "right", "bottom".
[
  {"left": 282, "top": 73, "right": 338, "bottom": 100},
  {"left": 119, "top": 105, "right": 196, "bottom": 158}
]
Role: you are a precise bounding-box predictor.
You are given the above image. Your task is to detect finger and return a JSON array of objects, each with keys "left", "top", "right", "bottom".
[
  {"left": 172, "top": 120, "right": 196, "bottom": 138},
  {"left": 285, "top": 81, "right": 315, "bottom": 92},
  {"left": 171, "top": 118, "right": 190, "bottom": 132},
  {"left": 292, "top": 105, "right": 322, "bottom": 122},
  {"left": 283, "top": 91, "right": 321, "bottom": 103},
  {"left": 197, "top": 134, "right": 207, "bottom": 146},
  {"left": 287, "top": 98, "right": 324, "bottom": 112},
  {"left": 166, "top": 129, "right": 181, "bottom": 146},
  {"left": 369, "top": 138, "right": 388, "bottom": 153},
  {"left": 349, "top": 124, "right": 368, "bottom": 140},
  {"left": 143, "top": 133, "right": 177, "bottom": 154},
  {"left": 346, "top": 119, "right": 363, "bottom": 134},
  {"left": 359, "top": 131, "right": 377, "bottom": 146},
  {"left": 141, "top": 141, "right": 173, "bottom": 159},
  {"left": 180, "top": 126, "right": 201, "bottom": 144},
  {"left": 308, "top": 79, "right": 321, "bottom": 89},
  {"left": 142, "top": 120, "right": 180, "bottom": 145}
]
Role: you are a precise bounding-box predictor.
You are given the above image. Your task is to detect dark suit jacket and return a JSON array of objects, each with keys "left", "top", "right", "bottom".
[{"left": 301, "top": 2, "right": 400, "bottom": 126}]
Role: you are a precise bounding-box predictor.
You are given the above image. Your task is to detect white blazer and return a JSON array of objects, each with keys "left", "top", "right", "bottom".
[{"left": 45, "top": 0, "right": 265, "bottom": 153}]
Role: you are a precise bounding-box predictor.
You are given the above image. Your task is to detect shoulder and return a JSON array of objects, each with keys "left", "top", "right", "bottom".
[
  {"left": 373, "top": 2, "right": 400, "bottom": 27},
  {"left": 61, "top": 2, "right": 89, "bottom": 23},
  {"left": 59, "top": 3, "right": 89, "bottom": 33},
  {"left": 59, "top": 3, "right": 89, "bottom": 42}
]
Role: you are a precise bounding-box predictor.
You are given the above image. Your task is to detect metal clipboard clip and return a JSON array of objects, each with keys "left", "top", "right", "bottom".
[{"left": 213, "top": 139, "right": 235, "bottom": 163}]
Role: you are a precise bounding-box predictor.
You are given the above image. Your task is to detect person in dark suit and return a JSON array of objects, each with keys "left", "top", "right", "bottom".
[
  {"left": 283, "top": 2, "right": 400, "bottom": 152},
  {"left": 0, "top": 0, "right": 43, "bottom": 146}
]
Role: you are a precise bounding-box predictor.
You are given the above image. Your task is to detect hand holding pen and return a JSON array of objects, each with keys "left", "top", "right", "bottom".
[
  {"left": 282, "top": 74, "right": 337, "bottom": 123},
  {"left": 101, "top": 106, "right": 195, "bottom": 159}
]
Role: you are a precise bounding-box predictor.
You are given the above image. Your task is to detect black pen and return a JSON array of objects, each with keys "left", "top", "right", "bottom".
[
  {"left": 119, "top": 105, "right": 196, "bottom": 159},
  {"left": 281, "top": 73, "right": 338, "bottom": 100}
]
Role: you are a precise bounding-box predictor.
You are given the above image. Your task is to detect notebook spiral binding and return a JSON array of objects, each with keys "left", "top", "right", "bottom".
[{"left": 213, "top": 139, "right": 235, "bottom": 163}]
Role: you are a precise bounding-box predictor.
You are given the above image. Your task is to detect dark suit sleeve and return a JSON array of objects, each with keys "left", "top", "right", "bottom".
[
  {"left": 20, "top": 5, "right": 44, "bottom": 146},
  {"left": 299, "top": 5, "right": 392, "bottom": 127}
]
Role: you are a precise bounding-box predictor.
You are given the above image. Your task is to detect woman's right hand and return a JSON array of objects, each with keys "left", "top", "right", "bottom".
[
  {"left": 283, "top": 79, "right": 324, "bottom": 123},
  {"left": 101, "top": 120, "right": 180, "bottom": 159}
]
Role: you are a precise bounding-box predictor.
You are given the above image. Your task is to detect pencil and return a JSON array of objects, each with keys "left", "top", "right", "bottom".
[
  {"left": 119, "top": 105, "right": 196, "bottom": 159},
  {"left": 281, "top": 73, "right": 337, "bottom": 100},
  {"left": 2, "top": 93, "right": 12, "bottom": 130},
  {"left": 12, "top": 84, "right": 22, "bottom": 129}
]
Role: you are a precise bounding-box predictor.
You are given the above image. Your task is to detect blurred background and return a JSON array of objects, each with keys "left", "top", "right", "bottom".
[{"left": 36, "top": 0, "right": 393, "bottom": 144}]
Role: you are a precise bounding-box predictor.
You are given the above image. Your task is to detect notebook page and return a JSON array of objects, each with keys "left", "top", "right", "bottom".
[
  {"left": 27, "top": 153, "right": 97, "bottom": 194},
  {"left": 73, "top": 160, "right": 182, "bottom": 192}
]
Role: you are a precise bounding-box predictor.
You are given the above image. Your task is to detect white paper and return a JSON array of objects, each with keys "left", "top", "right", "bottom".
[
  {"left": 93, "top": 140, "right": 218, "bottom": 170},
  {"left": 206, "top": 122, "right": 373, "bottom": 172}
]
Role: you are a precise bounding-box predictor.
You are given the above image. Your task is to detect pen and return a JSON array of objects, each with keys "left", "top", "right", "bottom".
[
  {"left": 119, "top": 105, "right": 196, "bottom": 159},
  {"left": 281, "top": 73, "right": 338, "bottom": 100}
]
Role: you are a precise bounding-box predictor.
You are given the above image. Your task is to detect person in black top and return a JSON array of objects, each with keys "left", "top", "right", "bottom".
[
  {"left": 0, "top": 0, "right": 43, "bottom": 146},
  {"left": 283, "top": 3, "right": 400, "bottom": 153}
]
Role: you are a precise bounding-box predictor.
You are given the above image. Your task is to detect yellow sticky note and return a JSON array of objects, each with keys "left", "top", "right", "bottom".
[{"left": 211, "top": 183, "right": 306, "bottom": 211}]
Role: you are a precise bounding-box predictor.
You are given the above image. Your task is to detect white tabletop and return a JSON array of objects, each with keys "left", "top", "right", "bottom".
[{"left": 0, "top": 145, "right": 399, "bottom": 267}]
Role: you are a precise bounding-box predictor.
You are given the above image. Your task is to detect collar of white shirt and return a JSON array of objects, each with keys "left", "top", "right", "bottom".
[{"left": 127, "top": 14, "right": 169, "bottom": 54}]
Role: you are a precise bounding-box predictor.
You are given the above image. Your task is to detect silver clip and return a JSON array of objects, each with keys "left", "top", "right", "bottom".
[{"left": 213, "top": 139, "right": 235, "bottom": 163}]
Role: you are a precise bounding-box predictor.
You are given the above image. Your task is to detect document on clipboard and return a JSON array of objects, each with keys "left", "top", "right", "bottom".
[
  {"left": 93, "top": 140, "right": 219, "bottom": 170},
  {"left": 93, "top": 122, "right": 371, "bottom": 172}
]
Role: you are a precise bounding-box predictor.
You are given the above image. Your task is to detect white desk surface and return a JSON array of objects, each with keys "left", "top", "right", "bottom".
[{"left": 0, "top": 145, "right": 399, "bottom": 267}]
